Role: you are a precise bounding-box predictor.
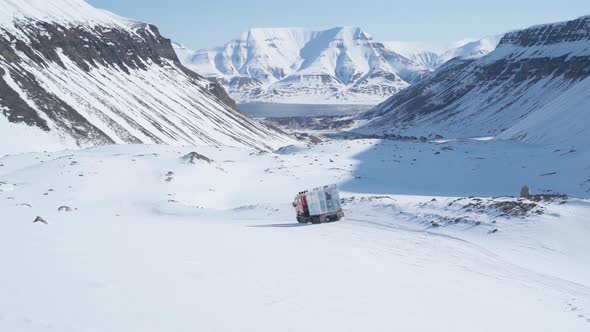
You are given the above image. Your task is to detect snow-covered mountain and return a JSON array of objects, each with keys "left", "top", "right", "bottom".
[
  {"left": 384, "top": 35, "right": 502, "bottom": 70},
  {"left": 175, "top": 27, "right": 433, "bottom": 105},
  {"left": 436, "top": 35, "right": 503, "bottom": 65},
  {"left": 356, "top": 15, "right": 590, "bottom": 148},
  {"left": 381, "top": 41, "right": 442, "bottom": 69},
  {"left": 0, "top": 0, "right": 290, "bottom": 155}
]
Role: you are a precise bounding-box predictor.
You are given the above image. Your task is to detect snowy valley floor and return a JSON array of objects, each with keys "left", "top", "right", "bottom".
[{"left": 1, "top": 138, "right": 590, "bottom": 331}]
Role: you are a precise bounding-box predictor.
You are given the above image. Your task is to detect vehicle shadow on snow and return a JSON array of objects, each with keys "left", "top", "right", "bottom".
[{"left": 248, "top": 223, "right": 315, "bottom": 228}]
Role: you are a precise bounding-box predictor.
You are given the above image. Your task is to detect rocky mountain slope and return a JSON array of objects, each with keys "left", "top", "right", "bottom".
[
  {"left": 0, "top": 0, "right": 290, "bottom": 155},
  {"left": 356, "top": 16, "right": 590, "bottom": 148},
  {"left": 175, "top": 27, "right": 433, "bottom": 105}
]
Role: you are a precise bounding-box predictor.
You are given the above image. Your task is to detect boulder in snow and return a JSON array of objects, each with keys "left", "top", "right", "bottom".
[
  {"left": 181, "top": 152, "right": 213, "bottom": 164},
  {"left": 58, "top": 206, "right": 73, "bottom": 212},
  {"left": 33, "top": 216, "right": 48, "bottom": 224}
]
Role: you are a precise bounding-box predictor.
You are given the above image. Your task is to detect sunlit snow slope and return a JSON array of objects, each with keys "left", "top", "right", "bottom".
[
  {"left": 1, "top": 140, "right": 589, "bottom": 331},
  {"left": 357, "top": 16, "right": 590, "bottom": 148},
  {"left": 0, "top": 0, "right": 290, "bottom": 154}
]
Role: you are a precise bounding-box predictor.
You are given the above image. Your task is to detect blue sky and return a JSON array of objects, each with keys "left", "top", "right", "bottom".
[{"left": 87, "top": 0, "right": 590, "bottom": 50}]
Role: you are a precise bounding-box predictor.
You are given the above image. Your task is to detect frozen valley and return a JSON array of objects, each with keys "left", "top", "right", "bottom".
[
  {"left": 1, "top": 0, "right": 589, "bottom": 331},
  {"left": 1, "top": 137, "right": 590, "bottom": 331}
]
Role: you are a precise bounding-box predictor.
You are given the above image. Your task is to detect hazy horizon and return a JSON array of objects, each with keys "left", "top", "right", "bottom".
[{"left": 87, "top": 0, "right": 590, "bottom": 50}]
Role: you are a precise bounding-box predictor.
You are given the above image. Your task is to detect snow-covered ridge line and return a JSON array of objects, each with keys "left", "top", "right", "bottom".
[
  {"left": 385, "top": 35, "right": 503, "bottom": 69},
  {"left": 492, "top": 14, "right": 590, "bottom": 58},
  {"left": 0, "top": 0, "right": 127, "bottom": 30},
  {"left": 513, "top": 14, "right": 590, "bottom": 35}
]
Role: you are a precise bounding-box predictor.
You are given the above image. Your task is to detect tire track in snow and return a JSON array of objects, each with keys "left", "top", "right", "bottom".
[{"left": 344, "top": 216, "right": 590, "bottom": 321}]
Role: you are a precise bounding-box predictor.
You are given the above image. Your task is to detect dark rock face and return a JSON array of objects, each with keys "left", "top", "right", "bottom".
[
  {"left": 33, "top": 216, "right": 48, "bottom": 224},
  {"left": 182, "top": 152, "right": 213, "bottom": 164},
  {"left": 500, "top": 17, "right": 590, "bottom": 47},
  {"left": 227, "top": 76, "right": 265, "bottom": 100},
  {"left": 357, "top": 16, "right": 590, "bottom": 144},
  {"left": 361, "top": 59, "right": 475, "bottom": 122},
  {"left": 58, "top": 206, "right": 73, "bottom": 212},
  {"left": 0, "top": 18, "right": 254, "bottom": 148}
]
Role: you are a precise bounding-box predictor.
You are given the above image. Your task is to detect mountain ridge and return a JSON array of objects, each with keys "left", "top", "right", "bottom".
[
  {"left": 0, "top": 0, "right": 290, "bottom": 154},
  {"left": 175, "top": 26, "right": 432, "bottom": 105},
  {"left": 177, "top": 28, "right": 501, "bottom": 105},
  {"left": 355, "top": 15, "right": 590, "bottom": 148}
]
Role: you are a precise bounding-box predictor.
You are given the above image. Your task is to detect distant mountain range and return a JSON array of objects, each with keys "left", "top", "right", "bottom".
[
  {"left": 356, "top": 15, "right": 590, "bottom": 148},
  {"left": 0, "top": 0, "right": 290, "bottom": 154},
  {"left": 384, "top": 35, "right": 502, "bottom": 70},
  {"left": 175, "top": 28, "right": 500, "bottom": 105}
]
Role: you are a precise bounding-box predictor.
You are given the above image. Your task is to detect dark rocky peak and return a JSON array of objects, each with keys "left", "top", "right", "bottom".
[{"left": 499, "top": 15, "right": 590, "bottom": 48}]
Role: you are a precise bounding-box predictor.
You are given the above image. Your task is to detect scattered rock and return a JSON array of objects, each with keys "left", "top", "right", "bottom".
[
  {"left": 33, "top": 216, "right": 48, "bottom": 224},
  {"left": 560, "top": 149, "right": 576, "bottom": 156},
  {"left": 527, "top": 193, "right": 568, "bottom": 203},
  {"left": 164, "top": 171, "right": 175, "bottom": 182},
  {"left": 454, "top": 194, "right": 567, "bottom": 219},
  {"left": 489, "top": 229, "right": 498, "bottom": 234},
  {"left": 182, "top": 152, "right": 213, "bottom": 164},
  {"left": 540, "top": 172, "right": 557, "bottom": 177},
  {"left": 58, "top": 206, "right": 73, "bottom": 212}
]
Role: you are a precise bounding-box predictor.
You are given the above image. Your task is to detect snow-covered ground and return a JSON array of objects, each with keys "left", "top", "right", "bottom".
[{"left": 1, "top": 137, "right": 589, "bottom": 331}]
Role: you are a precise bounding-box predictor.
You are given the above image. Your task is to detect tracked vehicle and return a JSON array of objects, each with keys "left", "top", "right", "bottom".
[{"left": 293, "top": 184, "right": 344, "bottom": 224}]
